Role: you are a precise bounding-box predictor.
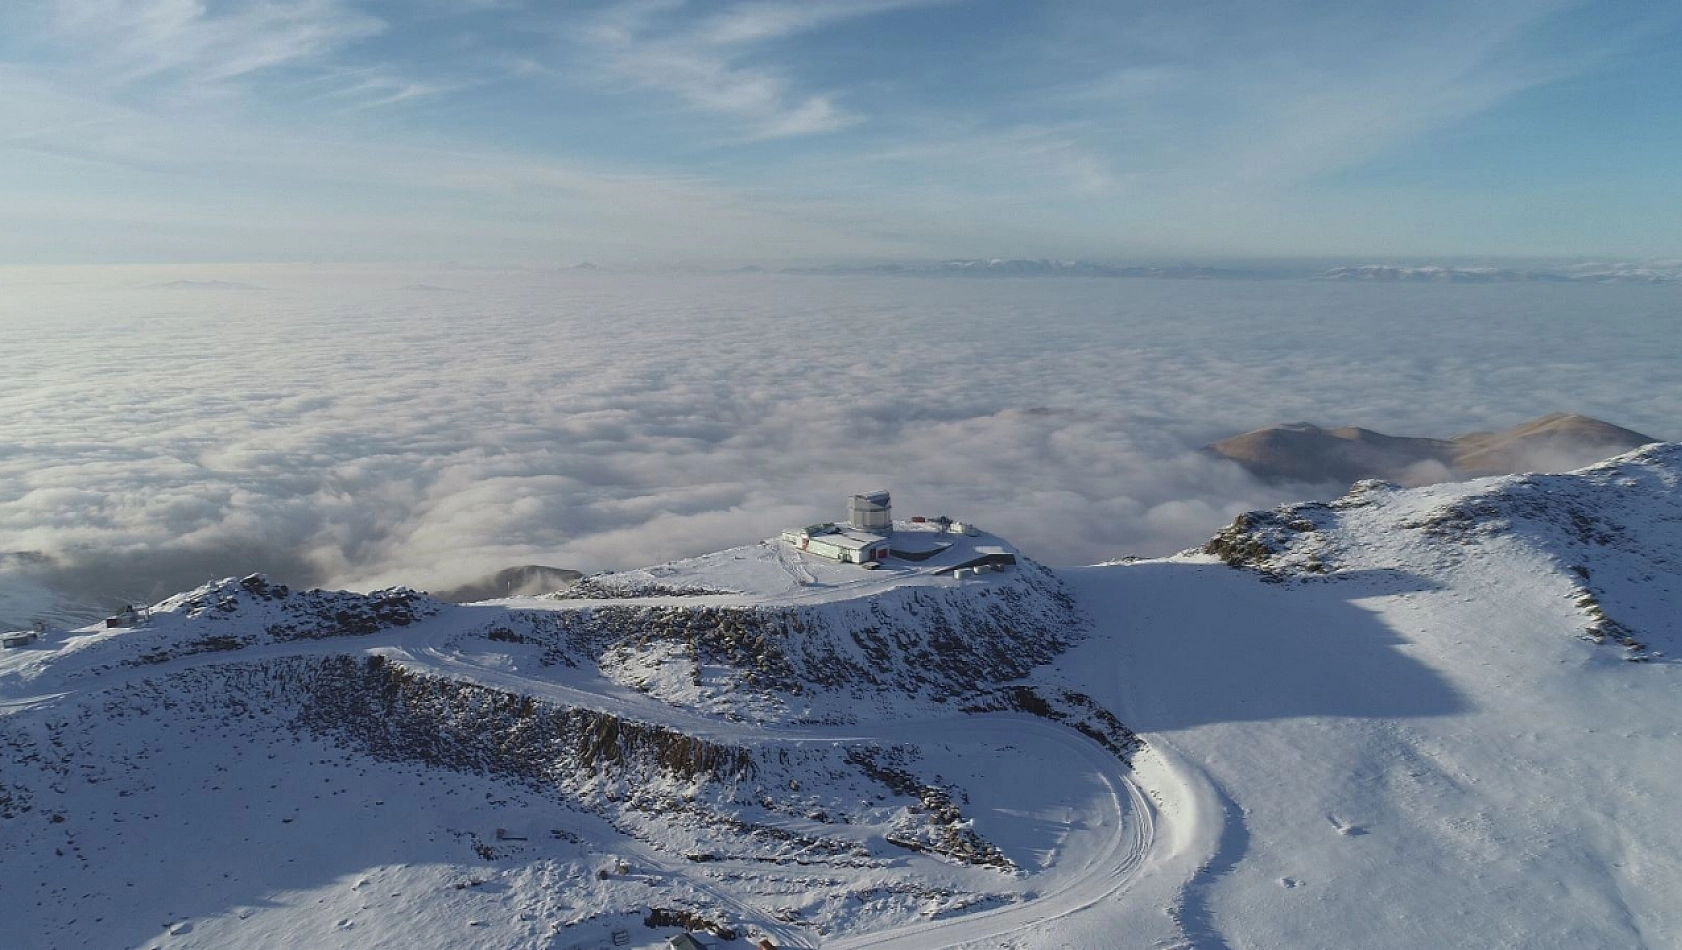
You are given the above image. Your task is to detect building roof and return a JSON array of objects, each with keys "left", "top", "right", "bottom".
[{"left": 806, "top": 529, "right": 888, "bottom": 551}]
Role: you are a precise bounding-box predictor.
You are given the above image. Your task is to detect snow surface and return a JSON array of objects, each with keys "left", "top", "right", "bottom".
[
  {"left": 5, "top": 447, "right": 1682, "bottom": 948},
  {"left": 527, "top": 522, "right": 1011, "bottom": 605}
]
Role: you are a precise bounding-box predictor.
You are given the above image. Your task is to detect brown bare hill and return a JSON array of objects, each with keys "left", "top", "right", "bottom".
[
  {"left": 1451, "top": 413, "right": 1658, "bottom": 476},
  {"left": 1206, "top": 423, "right": 1454, "bottom": 485},
  {"left": 1208, "top": 414, "right": 1657, "bottom": 486}
]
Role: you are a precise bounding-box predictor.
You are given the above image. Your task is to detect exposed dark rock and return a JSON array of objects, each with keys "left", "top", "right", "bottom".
[
  {"left": 962, "top": 686, "right": 1141, "bottom": 762},
  {"left": 846, "top": 748, "right": 1013, "bottom": 871},
  {"left": 553, "top": 578, "right": 729, "bottom": 600},
  {"left": 126, "top": 578, "right": 442, "bottom": 666},
  {"left": 292, "top": 656, "right": 757, "bottom": 783},
  {"left": 644, "top": 907, "right": 736, "bottom": 940},
  {"left": 491, "top": 566, "right": 1083, "bottom": 708}
]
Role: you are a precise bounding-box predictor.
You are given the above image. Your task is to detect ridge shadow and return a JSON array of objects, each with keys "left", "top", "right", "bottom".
[{"left": 1065, "top": 560, "right": 1469, "bottom": 731}]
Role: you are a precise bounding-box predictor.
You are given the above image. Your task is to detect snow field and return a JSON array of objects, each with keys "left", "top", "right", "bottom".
[{"left": 6, "top": 445, "right": 1682, "bottom": 948}]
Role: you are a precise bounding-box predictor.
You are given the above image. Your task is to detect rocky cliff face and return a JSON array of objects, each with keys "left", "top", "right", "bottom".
[{"left": 482, "top": 560, "right": 1086, "bottom": 722}]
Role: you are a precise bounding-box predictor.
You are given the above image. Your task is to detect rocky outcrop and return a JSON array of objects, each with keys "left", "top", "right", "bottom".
[
  {"left": 846, "top": 748, "right": 1013, "bottom": 871},
  {"left": 491, "top": 562, "right": 1085, "bottom": 712},
  {"left": 159, "top": 574, "right": 437, "bottom": 638},
  {"left": 1202, "top": 443, "right": 1682, "bottom": 659},
  {"left": 294, "top": 655, "right": 757, "bottom": 783},
  {"left": 124, "top": 575, "right": 441, "bottom": 666},
  {"left": 962, "top": 685, "right": 1141, "bottom": 762}
]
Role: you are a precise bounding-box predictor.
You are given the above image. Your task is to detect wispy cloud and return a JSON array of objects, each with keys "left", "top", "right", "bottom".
[
  {"left": 1039, "top": 1, "right": 1613, "bottom": 191},
  {"left": 0, "top": 66, "right": 944, "bottom": 263},
  {"left": 573, "top": 0, "right": 945, "bottom": 139},
  {"left": 309, "top": 67, "right": 470, "bottom": 110},
  {"left": 1, "top": 0, "right": 1678, "bottom": 261},
  {"left": 44, "top": 0, "right": 385, "bottom": 92}
]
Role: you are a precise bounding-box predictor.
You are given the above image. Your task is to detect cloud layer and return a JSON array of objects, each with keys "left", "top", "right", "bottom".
[{"left": 1, "top": 267, "right": 1678, "bottom": 625}]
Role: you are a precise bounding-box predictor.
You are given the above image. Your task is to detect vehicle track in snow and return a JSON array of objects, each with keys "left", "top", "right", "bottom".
[{"left": 404, "top": 618, "right": 1163, "bottom": 949}]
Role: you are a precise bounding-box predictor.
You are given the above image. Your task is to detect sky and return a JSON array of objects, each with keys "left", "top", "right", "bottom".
[
  {"left": 2, "top": 265, "right": 1677, "bottom": 628},
  {"left": 2, "top": 0, "right": 1680, "bottom": 264}
]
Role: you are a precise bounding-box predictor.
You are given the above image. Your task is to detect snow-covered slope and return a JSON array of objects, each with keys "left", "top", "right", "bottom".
[
  {"left": 1, "top": 528, "right": 1145, "bottom": 950},
  {"left": 5, "top": 449, "right": 1682, "bottom": 949},
  {"left": 1050, "top": 442, "right": 1682, "bottom": 949}
]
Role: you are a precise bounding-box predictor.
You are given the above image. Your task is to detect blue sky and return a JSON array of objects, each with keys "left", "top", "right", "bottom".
[{"left": 1, "top": 0, "right": 1678, "bottom": 264}]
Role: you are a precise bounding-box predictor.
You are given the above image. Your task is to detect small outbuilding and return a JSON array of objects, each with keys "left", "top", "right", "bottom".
[
  {"left": 1, "top": 630, "right": 38, "bottom": 649},
  {"left": 668, "top": 934, "right": 709, "bottom": 950},
  {"left": 105, "top": 604, "right": 149, "bottom": 628}
]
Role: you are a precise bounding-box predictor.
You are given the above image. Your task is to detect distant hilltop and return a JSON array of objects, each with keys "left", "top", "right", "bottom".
[{"left": 1207, "top": 413, "right": 1659, "bottom": 486}]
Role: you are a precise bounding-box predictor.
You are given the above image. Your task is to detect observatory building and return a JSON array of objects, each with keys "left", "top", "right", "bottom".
[
  {"left": 848, "top": 490, "right": 893, "bottom": 533},
  {"left": 779, "top": 491, "right": 894, "bottom": 565}
]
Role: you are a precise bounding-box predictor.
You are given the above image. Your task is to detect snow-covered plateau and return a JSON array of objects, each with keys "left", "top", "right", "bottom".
[{"left": 5, "top": 446, "right": 1682, "bottom": 949}]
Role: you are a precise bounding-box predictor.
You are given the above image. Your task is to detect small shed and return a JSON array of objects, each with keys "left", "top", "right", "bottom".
[
  {"left": 668, "top": 934, "right": 708, "bottom": 950},
  {"left": 1, "top": 630, "right": 38, "bottom": 649},
  {"left": 105, "top": 604, "right": 149, "bottom": 628}
]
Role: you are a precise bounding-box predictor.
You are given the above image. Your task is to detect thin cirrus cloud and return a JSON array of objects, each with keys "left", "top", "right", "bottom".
[
  {"left": 3, "top": 0, "right": 1675, "bottom": 262},
  {"left": 1, "top": 266, "right": 1677, "bottom": 628},
  {"left": 41, "top": 0, "right": 385, "bottom": 89},
  {"left": 570, "top": 0, "right": 948, "bottom": 139}
]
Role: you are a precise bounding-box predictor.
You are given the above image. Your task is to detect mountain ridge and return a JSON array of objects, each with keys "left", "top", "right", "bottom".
[
  {"left": 1207, "top": 411, "right": 1657, "bottom": 485},
  {"left": 6, "top": 447, "right": 1682, "bottom": 947}
]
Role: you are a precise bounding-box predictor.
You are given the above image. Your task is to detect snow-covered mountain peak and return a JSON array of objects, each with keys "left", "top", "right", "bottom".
[
  {"left": 152, "top": 573, "right": 439, "bottom": 628},
  {"left": 1, "top": 574, "right": 448, "bottom": 692},
  {"left": 1203, "top": 441, "right": 1682, "bottom": 658}
]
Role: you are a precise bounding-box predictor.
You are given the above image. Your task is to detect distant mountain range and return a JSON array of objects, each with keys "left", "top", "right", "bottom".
[
  {"left": 1207, "top": 412, "right": 1658, "bottom": 485},
  {"left": 782, "top": 259, "right": 1286, "bottom": 279},
  {"left": 1318, "top": 262, "right": 1682, "bottom": 283},
  {"left": 775, "top": 259, "right": 1682, "bottom": 282}
]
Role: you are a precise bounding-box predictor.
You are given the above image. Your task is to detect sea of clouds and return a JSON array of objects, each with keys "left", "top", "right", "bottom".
[{"left": 2, "top": 265, "right": 1678, "bottom": 627}]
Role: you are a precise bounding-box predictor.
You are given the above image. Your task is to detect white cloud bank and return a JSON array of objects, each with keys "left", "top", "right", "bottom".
[{"left": 1, "top": 266, "right": 1677, "bottom": 625}]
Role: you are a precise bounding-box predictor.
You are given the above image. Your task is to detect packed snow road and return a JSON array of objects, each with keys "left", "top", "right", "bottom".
[{"left": 402, "top": 622, "right": 1163, "bottom": 949}]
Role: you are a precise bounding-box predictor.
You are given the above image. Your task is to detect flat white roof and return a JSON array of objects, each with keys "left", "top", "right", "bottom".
[{"left": 803, "top": 529, "right": 888, "bottom": 551}]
